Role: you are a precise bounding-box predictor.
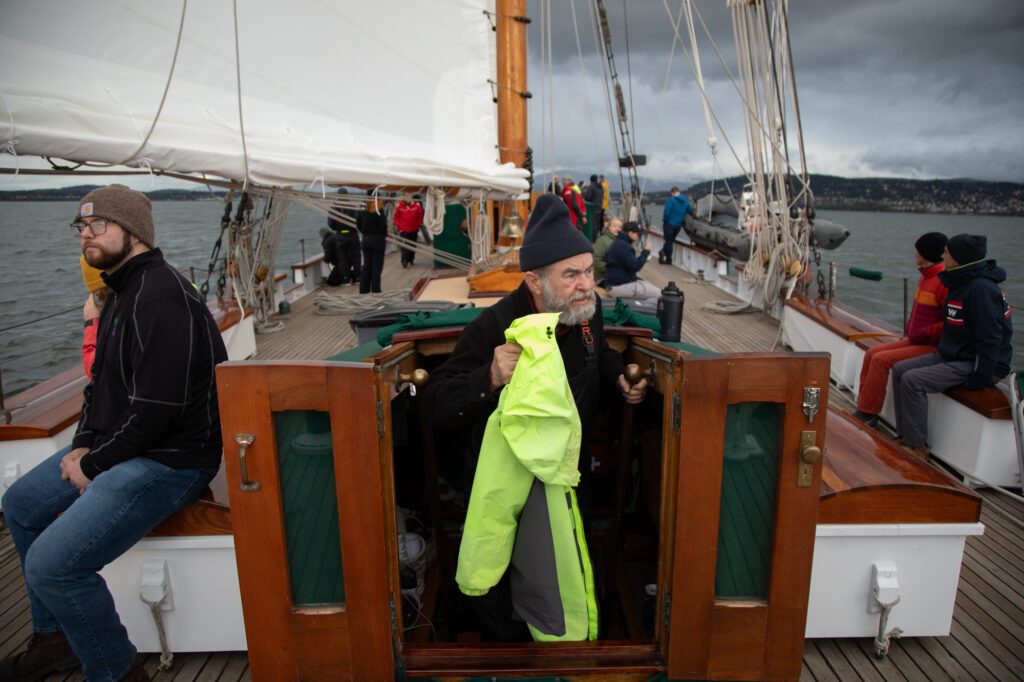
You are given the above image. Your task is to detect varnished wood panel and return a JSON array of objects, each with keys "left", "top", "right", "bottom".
[
  {"left": 763, "top": 355, "right": 828, "bottom": 682},
  {"left": 668, "top": 354, "right": 828, "bottom": 681},
  {"left": 216, "top": 363, "right": 296, "bottom": 681},
  {"left": 268, "top": 364, "right": 328, "bottom": 412},
  {"left": 669, "top": 358, "right": 728, "bottom": 677},
  {"left": 328, "top": 366, "right": 395, "bottom": 680},
  {"left": 708, "top": 604, "right": 767, "bottom": 680},
  {"left": 0, "top": 366, "right": 87, "bottom": 441},
  {"left": 291, "top": 610, "right": 352, "bottom": 681},
  {"left": 148, "top": 500, "right": 232, "bottom": 536},
  {"left": 819, "top": 410, "right": 981, "bottom": 524}
]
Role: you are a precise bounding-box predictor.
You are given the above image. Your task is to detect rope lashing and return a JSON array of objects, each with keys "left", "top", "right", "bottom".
[{"left": 873, "top": 595, "right": 903, "bottom": 659}]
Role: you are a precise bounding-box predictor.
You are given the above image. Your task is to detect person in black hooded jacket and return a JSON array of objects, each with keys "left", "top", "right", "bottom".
[{"left": 891, "top": 234, "right": 1013, "bottom": 458}]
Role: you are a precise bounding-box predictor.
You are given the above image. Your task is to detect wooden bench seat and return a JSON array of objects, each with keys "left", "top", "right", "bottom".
[
  {"left": 786, "top": 297, "right": 898, "bottom": 351},
  {"left": 786, "top": 296, "right": 1011, "bottom": 419},
  {"left": 149, "top": 468, "right": 232, "bottom": 537},
  {"left": 819, "top": 409, "right": 982, "bottom": 524},
  {"left": 0, "top": 366, "right": 87, "bottom": 441}
]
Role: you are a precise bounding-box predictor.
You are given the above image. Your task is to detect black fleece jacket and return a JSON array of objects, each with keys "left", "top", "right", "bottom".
[
  {"left": 936, "top": 259, "right": 1013, "bottom": 389},
  {"left": 72, "top": 249, "right": 228, "bottom": 479}
]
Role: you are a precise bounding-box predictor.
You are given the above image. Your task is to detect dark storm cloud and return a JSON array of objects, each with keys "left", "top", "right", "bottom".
[{"left": 526, "top": 0, "right": 1024, "bottom": 186}]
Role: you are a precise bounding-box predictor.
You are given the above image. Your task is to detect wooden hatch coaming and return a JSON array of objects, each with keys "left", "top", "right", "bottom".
[{"left": 819, "top": 409, "right": 982, "bottom": 525}]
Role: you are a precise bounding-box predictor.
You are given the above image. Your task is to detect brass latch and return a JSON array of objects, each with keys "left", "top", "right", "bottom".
[{"left": 798, "top": 430, "right": 822, "bottom": 487}]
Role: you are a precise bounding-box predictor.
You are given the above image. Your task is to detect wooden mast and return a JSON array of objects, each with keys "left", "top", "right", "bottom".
[
  {"left": 468, "top": 0, "right": 529, "bottom": 293},
  {"left": 496, "top": 0, "right": 528, "bottom": 173}
]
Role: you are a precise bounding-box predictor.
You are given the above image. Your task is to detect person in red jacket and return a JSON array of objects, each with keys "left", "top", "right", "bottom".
[
  {"left": 80, "top": 255, "right": 111, "bottom": 379},
  {"left": 853, "top": 232, "right": 948, "bottom": 426},
  {"left": 393, "top": 194, "right": 425, "bottom": 268},
  {"left": 560, "top": 176, "right": 587, "bottom": 231}
]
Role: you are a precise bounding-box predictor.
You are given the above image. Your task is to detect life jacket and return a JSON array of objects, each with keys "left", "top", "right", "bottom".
[{"left": 456, "top": 312, "right": 598, "bottom": 642}]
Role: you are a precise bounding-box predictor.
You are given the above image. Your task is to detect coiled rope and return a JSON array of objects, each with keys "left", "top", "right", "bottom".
[
  {"left": 314, "top": 290, "right": 413, "bottom": 315},
  {"left": 424, "top": 187, "right": 447, "bottom": 235}
]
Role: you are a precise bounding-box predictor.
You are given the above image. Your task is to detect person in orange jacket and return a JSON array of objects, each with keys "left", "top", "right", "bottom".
[{"left": 853, "top": 232, "right": 948, "bottom": 426}]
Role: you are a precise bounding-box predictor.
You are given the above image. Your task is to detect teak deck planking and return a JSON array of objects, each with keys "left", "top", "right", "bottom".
[{"left": 1, "top": 248, "right": 1022, "bottom": 681}]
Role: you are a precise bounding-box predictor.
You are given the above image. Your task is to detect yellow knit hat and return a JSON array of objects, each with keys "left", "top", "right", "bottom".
[{"left": 80, "top": 255, "right": 106, "bottom": 292}]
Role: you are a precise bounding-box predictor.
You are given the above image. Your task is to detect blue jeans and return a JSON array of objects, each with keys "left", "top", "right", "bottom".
[
  {"left": 2, "top": 447, "right": 215, "bottom": 681},
  {"left": 661, "top": 222, "right": 682, "bottom": 260}
]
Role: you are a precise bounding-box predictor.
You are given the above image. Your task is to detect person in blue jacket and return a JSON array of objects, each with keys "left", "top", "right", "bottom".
[
  {"left": 659, "top": 186, "right": 690, "bottom": 264},
  {"left": 604, "top": 222, "right": 661, "bottom": 302},
  {"left": 891, "top": 234, "right": 1013, "bottom": 459}
]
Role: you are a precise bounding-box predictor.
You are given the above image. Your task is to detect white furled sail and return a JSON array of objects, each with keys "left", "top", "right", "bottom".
[{"left": 0, "top": 0, "right": 529, "bottom": 195}]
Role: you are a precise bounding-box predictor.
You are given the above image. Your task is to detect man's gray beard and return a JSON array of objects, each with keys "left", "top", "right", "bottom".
[{"left": 540, "top": 277, "right": 597, "bottom": 326}]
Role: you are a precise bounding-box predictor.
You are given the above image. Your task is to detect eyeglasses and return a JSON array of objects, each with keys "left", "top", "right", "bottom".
[{"left": 70, "top": 219, "right": 111, "bottom": 236}]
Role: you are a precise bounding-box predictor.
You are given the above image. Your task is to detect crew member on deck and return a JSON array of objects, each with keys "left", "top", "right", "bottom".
[{"left": 423, "top": 194, "right": 646, "bottom": 642}]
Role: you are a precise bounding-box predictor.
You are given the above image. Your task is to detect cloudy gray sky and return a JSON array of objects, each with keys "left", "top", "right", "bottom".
[
  {"left": 3, "top": 0, "right": 1021, "bottom": 193},
  {"left": 526, "top": 0, "right": 1024, "bottom": 191}
]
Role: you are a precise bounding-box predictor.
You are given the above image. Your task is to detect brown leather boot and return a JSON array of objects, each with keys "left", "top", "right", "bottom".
[
  {"left": 910, "top": 444, "right": 930, "bottom": 461},
  {"left": 119, "top": 656, "right": 151, "bottom": 682},
  {"left": 0, "top": 631, "right": 79, "bottom": 680}
]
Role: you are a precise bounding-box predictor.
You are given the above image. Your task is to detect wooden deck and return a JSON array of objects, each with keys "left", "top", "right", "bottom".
[{"left": 1, "top": 247, "right": 1022, "bottom": 680}]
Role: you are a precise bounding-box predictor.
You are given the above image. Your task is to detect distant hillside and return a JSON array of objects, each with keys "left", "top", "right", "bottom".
[
  {"left": 5, "top": 177, "right": 1024, "bottom": 216},
  {"left": 0, "top": 186, "right": 223, "bottom": 201},
  {"left": 672, "top": 175, "right": 1024, "bottom": 217}
]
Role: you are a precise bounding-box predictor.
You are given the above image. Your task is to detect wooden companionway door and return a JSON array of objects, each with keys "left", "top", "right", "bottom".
[
  {"left": 216, "top": 361, "right": 395, "bottom": 681},
  {"left": 665, "top": 353, "right": 829, "bottom": 681}
]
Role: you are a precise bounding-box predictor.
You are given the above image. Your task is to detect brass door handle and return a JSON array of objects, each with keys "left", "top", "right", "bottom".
[
  {"left": 396, "top": 368, "right": 429, "bottom": 391},
  {"left": 801, "top": 445, "right": 822, "bottom": 464},
  {"left": 235, "top": 433, "right": 260, "bottom": 492},
  {"left": 797, "top": 431, "right": 820, "bottom": 487}
]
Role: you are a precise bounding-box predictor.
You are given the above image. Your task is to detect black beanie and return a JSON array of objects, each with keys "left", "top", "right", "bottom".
[
  {"left": 946, "top": 234, "right": 987, "bottom": 265},
  {"left": 519, "top": 194, "right": 593, "bottom": 271},
  {"left": 623, "top": 221, "right": 641, "bottom": 235},
  {"left": 914, "top": 232, "right": 947, "bottom": 263}
]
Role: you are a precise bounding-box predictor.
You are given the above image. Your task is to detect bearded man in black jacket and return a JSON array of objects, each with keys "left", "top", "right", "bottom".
[
  {"left": 423, "top": 194, "right": 647, "bottom": 641},
  {"left": 1, "top": 185, "right": 227, "bottom": 682}
]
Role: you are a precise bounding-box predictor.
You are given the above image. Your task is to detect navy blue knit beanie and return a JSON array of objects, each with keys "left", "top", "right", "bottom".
[
  {"left": 946, "top": 234, "right": 987, "bottom": 265},
  {"left": 519, "top": 194, "right": 593, "bottom": 271},
  {"left": 914, "top": 232, "right": 947, "bottom": 263}
]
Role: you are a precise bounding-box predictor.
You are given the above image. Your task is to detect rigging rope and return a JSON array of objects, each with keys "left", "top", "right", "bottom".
[
  {"left": 568, "top": 0, "right": 603, "bottom": 158},
  {"left": 424, "top": 187, "right": 447, "bottom": 235},
  {"left": 314, "top": 290, "right": 413, "bottom": 315},
  {"left": 231, "top": 0, "right": 251, "bottom": 191},
  {"left": 111, "top": 0, "right": 188, "bottom": 168}
]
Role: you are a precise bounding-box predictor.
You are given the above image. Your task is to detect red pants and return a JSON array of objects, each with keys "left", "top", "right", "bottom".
[{"left": 856, "top": 338, "right": 935, "bottom": 414}]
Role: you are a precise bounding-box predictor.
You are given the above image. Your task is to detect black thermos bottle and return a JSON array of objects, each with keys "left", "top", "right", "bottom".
[{"left": 657, "top": 281, "right": 684, "bottom": 342}]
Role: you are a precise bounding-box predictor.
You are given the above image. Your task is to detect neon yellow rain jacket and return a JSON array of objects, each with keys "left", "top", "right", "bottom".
[{"left": 456, "top": 312, "right": 598, "bottom": 641}]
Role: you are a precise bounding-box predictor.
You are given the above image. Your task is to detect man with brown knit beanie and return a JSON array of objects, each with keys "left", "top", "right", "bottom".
[{"left": 1, "top": 185, "right": 228, "bottom": 682}]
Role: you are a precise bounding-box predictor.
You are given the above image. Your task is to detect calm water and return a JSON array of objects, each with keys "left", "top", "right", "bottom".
[
  {"left": 0, "top": 200, "right": 324, "bottom": 395},
  {"left": 0, "top": 202, "right": 1021, "bottom": 396}
]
